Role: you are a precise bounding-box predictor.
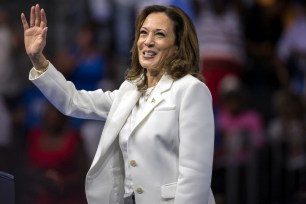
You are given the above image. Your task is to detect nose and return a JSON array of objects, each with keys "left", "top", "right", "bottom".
[{"left": 144, "top": 34, "right": 154, "bottom": 47}]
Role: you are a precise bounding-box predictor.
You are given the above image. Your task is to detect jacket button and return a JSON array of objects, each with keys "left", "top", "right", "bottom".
[
  {"left": 136, "top": 187, "right": 144, "bottom": 194},
  {"left": 130, "top": 160, "right": 137, "bottom": 167}
]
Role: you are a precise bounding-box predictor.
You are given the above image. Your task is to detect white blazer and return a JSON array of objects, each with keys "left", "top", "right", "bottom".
[{"left": 29, "top": 63, "right": 215, "bottom": 204}]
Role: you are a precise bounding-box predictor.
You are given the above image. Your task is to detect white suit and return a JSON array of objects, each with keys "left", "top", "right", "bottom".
[{"left": 29, "top": 63, "right": 215, "bottom": 204}]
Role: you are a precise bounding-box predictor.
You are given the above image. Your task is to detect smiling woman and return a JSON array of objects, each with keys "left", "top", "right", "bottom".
[
  {"left": 137, "top": 12, "right": 177, "bottom": 88},
  {"left": 137, "top": 12, "right": 177, "bottom": 87},
  {"left": 127, "top": 5, "right": 200, "bottom": 91},
  {"left": 21, "top": 4, "right": 215, "bottom": 204}
]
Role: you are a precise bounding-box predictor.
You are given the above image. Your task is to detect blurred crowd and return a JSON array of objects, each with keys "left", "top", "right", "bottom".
[{"left": 0, "top": 0, "right": 306, "bottom": 203}]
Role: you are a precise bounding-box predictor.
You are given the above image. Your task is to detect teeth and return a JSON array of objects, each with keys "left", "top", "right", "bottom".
[{"left": 144, "top": 51, "right": 156, "bottom": 57}]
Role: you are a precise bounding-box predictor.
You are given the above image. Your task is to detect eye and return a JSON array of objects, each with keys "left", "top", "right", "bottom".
[
  {"left": 156, "top": 32, "right": 165, "bottom": 37},
  {"left": 139, "top": 30, "right": 147, "bottom": 36}
]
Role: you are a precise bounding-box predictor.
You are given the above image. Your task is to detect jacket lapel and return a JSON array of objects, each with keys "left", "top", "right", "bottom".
[
  {"left": 89, "top": 75, "right": 173, "bottom": 171},
  {"left": 132, "top": 74, "right": 174, "bottom": 132},
  {"left": 90, "top": 83, "right": 141, "bottom": 169}
]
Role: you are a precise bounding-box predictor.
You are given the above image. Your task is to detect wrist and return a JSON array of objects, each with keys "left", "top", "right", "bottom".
[
  {"left": 34, "top": 60, "right": 49, "bottom": 74},
  {"left": 30, "top": 54, "right": 48, "bottom": 70}
]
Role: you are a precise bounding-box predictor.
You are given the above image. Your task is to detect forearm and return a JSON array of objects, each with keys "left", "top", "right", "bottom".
[{"left": 29, "top": 62, "right": 113, "bottom": 120}]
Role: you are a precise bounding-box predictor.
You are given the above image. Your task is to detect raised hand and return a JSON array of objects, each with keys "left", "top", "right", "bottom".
[{"left": 21, "top": 4, "right": 49, "bottom": 70}]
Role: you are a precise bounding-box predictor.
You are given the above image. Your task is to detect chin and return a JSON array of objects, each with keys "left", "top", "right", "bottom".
[
  {"left": 141, "top": 65, "right": 154, "bottom": 69},
  {"left": 139, "top": 59, "right": 157, "bottom": 69},
  {"left": 140, "top": 64, "right": 155, "bottom": 70}
]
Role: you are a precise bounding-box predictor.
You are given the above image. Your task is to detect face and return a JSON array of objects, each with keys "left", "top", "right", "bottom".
[{"left": 137, "top": 12, "right": 177, "bottom": 71}]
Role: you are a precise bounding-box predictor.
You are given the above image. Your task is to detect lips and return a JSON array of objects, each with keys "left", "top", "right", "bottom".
[{"left": 143, "top": 50, "right": 157, "bottom": 57}]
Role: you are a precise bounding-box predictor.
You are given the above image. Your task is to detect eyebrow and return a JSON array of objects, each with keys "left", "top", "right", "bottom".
[{"left": 141, "top": 27, "right": 166, "bottom": 33}]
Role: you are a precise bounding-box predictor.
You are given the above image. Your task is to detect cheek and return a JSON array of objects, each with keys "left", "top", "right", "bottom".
[
  {"left": 160, "top": 47, "right": 174, "bottom": 56},
  {"left": 137, "top": 39, "right": 143, "bottom": 50}
]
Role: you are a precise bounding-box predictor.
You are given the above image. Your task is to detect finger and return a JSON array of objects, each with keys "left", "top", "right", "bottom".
[
  {"left": 35, "top": 4, "right": 41, "bottom": 27},
  {"left": 40, "top": 9, "right": 47, "bottom": 28},
  {"left": 21, "top": 13, "right": 29, "bottom": 30},
  {"left": 30, "top": 6, "right": 35, "bottom": 27}
]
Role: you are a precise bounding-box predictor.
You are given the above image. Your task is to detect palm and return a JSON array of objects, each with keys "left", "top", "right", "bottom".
[
  {"left": 21, "top": 4, "right": 47, "bottom": 57},
  {"left": 24, "top": 27, "right": 46, "bottom": 55}
]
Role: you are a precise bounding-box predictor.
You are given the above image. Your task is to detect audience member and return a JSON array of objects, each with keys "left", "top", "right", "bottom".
[
  {"left": 268, "top": 90, "right": 306, "bottom": 203},
  {"left": 276, "top": 0, "right": 306, "bottom": 99},
  {"left": 195, "top": 0, "right": 245, "bottom": 105},
  {"left": 214, "top": 75, "right": 265, "bottom": 204},
  {"left": 54, "top": 21, "right": 108, "bottom": 91},
  {"left": 243, "top": 0, "right": 285, "bottom": 121},
  {"left": 20, "top": 104, "right": 88, "bottom": 204},
  {"left": 0, "top": 7, "right": 22, "bottom": 99}
]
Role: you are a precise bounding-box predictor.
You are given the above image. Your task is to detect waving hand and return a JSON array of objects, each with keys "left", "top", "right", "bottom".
[{"left": 21, "top": 4, "right": 49, "bottom": 70}]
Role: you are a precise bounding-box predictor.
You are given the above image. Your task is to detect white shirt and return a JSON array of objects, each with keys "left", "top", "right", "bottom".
[{"left": 119, "top": 86, "right": 155, "bottom": 197}]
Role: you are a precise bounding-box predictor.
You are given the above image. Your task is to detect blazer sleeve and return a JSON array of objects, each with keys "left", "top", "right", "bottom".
[
  {"left": 29, "top": 62, "right": 117, "bottom": 121},
  {"left": 175, "top": 81, "right": 215, "bottom": 204}
]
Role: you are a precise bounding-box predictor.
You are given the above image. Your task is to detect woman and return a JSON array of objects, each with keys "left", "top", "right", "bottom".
[
  {"left": 24, "top": 104, "right": 88, "bottom": 204},
  {"left": 21, "top": 4, "right": 215, "bottom": 204}
]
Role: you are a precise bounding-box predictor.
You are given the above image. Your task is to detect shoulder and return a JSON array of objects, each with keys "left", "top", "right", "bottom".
[
  {"left": 118, "top": 80, "right": 137, "bottom": 91},
  {"left": 175, "top": 74, "right": 201, "bottom": 84},
  {"left": 173, "top": 74, "right": 210, "bottom": 93},
  {"left": 112, "top": 80, "right": 139, "bottom": 101},
  {"left": 170, "top": 74, "right": 212, "bottom": 102}
]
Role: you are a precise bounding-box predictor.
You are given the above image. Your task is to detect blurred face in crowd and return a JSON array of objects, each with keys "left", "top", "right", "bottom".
[{"left": 137, "top": 12, "right": 177, "bottom": 72}]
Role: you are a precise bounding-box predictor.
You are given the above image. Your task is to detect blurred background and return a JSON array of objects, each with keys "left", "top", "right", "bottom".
[{"left": 0, "top": 0, "right": 306, "bottom": 203}]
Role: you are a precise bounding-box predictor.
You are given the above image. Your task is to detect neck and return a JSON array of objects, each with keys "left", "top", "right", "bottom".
[{"left": 146, "top": 69, "right": 164, "bottom": 87}]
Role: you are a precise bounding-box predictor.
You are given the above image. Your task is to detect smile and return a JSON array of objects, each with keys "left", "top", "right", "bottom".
[{"left": 143, "top": 51, "right": 157, "bottom": 57}]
